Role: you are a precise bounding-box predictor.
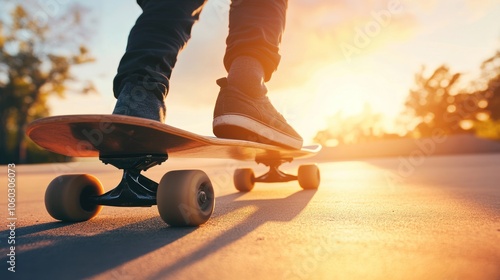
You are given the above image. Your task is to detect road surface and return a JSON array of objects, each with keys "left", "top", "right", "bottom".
[{"left": 0, "top": 154, "right": 499, "bottom": 279}]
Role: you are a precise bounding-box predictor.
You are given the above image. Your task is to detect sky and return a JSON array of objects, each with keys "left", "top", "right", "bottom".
[{"left": 43, "top": 0, "right": 500, "bottom": 142}]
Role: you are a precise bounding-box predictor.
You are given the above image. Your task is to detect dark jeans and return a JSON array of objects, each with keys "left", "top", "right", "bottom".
[{"left": 113, "top": 0, "right": 288, "bottom": 98}]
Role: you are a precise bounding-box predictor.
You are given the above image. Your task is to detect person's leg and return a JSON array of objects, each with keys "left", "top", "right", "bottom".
[
  {"left": 224, "top": 0, "right": 287, "bottom": 85},
  {"left": 113, "top": 0, "right": 206, "bottom": 122},
  {"left": 213, "top": 0, "right": 303, "bottom": 149}
]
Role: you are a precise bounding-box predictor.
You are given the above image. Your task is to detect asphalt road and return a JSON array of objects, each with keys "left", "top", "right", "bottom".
[{"left": 0, "top": 154, "right": 499, "bottom": 280}]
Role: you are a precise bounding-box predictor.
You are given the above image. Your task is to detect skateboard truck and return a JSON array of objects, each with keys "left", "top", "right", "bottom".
[
  {"left": 89, "top": 154, "right": 168, "bottom": 207},
  {"left": 254, "top": 157, "right": 297, "bottom": 183}
]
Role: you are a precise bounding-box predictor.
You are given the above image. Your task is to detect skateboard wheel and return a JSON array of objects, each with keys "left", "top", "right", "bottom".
[
  {"left": 298, "top": 164, "right": 320, "bottom": 190},
  {"left": 233, "top": 168, "right": 255, "bottom": 192},
  {"left": 45, "top": 174, "right": 104, "bottom": 222},
  {"left": 157, "top": 170, "right": 214, "bottom": 227}
]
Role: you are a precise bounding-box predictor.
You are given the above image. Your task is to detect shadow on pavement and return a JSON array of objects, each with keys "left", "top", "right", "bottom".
[
  {"left": 1, "top": 217, "right": 197, "bottom": 279},
  {"left": 150, "top": 189, "right": 317, "bottom": 279},
  {"left": 0, "top": 221, "right": 72, "bottom": 238},
  {"left": 0, "top": 189, "right": 315, "bottom": 279}
]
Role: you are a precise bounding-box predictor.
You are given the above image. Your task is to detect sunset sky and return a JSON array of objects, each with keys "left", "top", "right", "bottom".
[{"left": 44, "top": 0, "right": 500, "bottom": 142}]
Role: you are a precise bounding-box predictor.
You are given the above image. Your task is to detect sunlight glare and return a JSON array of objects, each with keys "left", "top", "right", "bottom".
[{"left": 307, "top": 61, "right": 406, "bottom": 135}]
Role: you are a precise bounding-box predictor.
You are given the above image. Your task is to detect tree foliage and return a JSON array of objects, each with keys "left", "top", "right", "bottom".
[
  {"left": 403, "top": 50, "right": 500, "bottom": 138},
  {"left": 403, "top": 65, "right": 464, "bottom": 136},
  {"left": 480, "top": 51, "right": 500, "bottom": 120},
  {"left": 0, "top": 3, "right": 94, "bottom": 164}
]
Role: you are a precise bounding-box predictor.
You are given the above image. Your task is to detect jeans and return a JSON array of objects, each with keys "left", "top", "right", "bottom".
[{"left": 113, "top": 0, "right": 288, "bottom": 98}]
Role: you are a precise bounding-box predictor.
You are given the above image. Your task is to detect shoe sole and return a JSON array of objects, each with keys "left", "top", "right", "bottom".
[{"left": 213, "top": 114, "right": 303, "bottom": 149}]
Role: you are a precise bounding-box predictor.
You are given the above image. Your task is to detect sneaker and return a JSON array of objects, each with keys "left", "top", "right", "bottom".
[
  {"left": 213, "top": 78, "right": 303, "bottom": 149},
  {"left": 112, "top": 83, "right": 166, "bottom": 123}
]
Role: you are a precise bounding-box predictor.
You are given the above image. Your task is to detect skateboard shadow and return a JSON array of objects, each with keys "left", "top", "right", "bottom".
[
  {"left": 3, "top": 217, "right": 197, "bottom": 279},
  {"left": 150, "top": 189, "right": 317, "bottom": 279},
  {"left": 0, "top": 221, "right": 72, "bottom": 238},
  {"left": 3, "top": 189, "right": 315, "bottom": 279}
]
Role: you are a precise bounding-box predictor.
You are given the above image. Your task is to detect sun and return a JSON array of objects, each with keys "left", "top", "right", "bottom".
[
  {"left": 312, "top": 64, "right": 377, "bottom": 117},
  {"left": 305, "top": 60, "right": 408, "bottom": 136},
  {"left": 271, "top": 53, "right": 411, "bottom": 142}
]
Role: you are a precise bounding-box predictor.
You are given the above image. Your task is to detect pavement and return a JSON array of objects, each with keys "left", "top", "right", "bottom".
[{"left": 0, "top": 154, "right": 499, "bottom": 280}]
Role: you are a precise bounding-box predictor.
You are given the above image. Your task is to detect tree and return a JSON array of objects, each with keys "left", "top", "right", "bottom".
[
  {"left": 402, "top": 65, "right": 469, "bottom": 137},
  {"left": 0, "top": 3, "right": 94, "bottom": 164},
  {"left": 468, "top": 50, "right": 500, "bottom": 140},
  {"left": 480, "top": 50, "right": 500, "bottom": 120}
]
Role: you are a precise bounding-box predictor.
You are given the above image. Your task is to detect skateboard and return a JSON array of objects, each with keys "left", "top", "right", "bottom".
[{"left": 26, "top": 114, "right": 321, "bottom": 226}]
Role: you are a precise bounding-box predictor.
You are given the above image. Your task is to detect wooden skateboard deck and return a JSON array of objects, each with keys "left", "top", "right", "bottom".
[
  {"left": 26, "top": 114, "right": 321, "bottom": 162},
  {"left": 26, "top": 114, "right": 321, "bottom": 227}
]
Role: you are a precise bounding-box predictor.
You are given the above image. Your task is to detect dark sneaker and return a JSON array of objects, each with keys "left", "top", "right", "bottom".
[
  {"left": 213, "top": 78, "right": 303, "bottom": 149},
  {"left": 112, "top": 83, "right": 166, "bottom": 122}
]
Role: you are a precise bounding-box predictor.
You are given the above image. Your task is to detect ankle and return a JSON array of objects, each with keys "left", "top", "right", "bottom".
[{"left": 227, "top": 56, "right": 267, "bottom": 97}]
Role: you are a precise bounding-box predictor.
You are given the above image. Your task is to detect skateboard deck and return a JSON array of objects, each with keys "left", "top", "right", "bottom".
[
  {"left": 26, "top": 114, "right": 321, "bottom": 227},
  {"left": 27, "top": 114, "right": 320, "bottom": 161}
]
